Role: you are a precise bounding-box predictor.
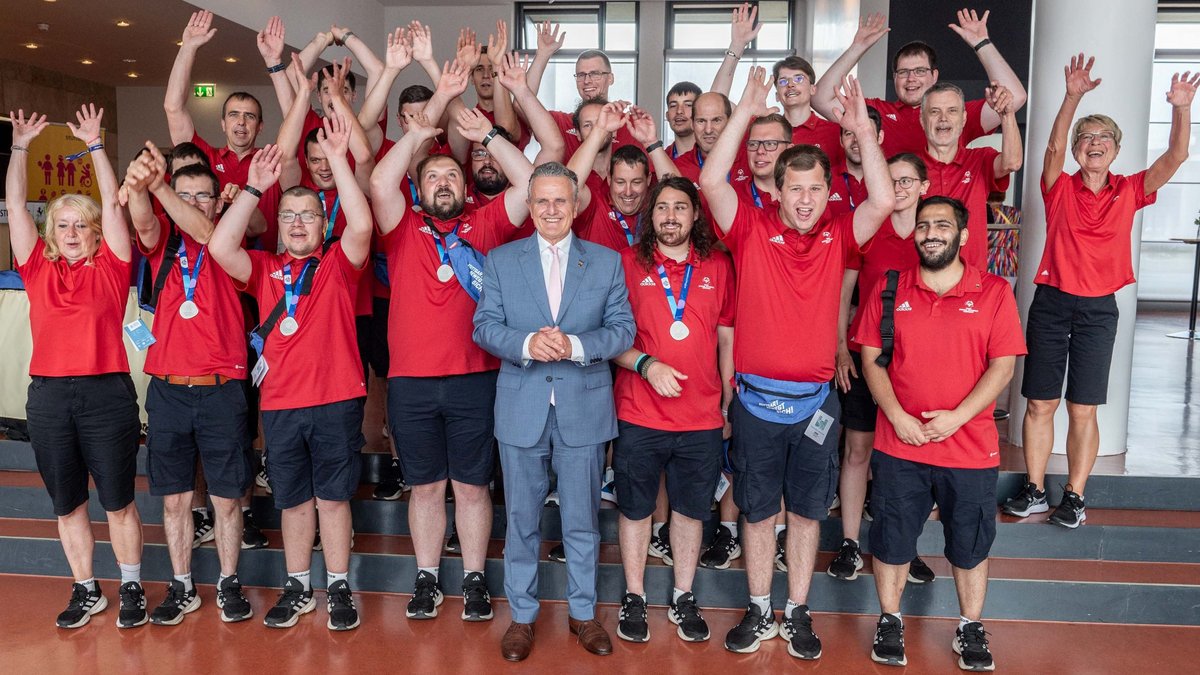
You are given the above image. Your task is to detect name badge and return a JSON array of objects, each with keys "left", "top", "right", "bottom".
[
  {"left": 804, "top": 409, "right": 835, "bottom": 445},
  {"left": 251, "top": 356, "right": 269, "bottom": 387},
  {"left": 714, "top": 473, "right": 731, "bottom": 502},
  {"left": 123, "top": 318, "right": 156, "bottom": 351}
]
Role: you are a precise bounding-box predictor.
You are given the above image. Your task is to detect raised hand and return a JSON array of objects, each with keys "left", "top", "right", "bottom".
[
  {"left": 410, "top": 21, "right": 433, "bottom": 63},
  {"left": 330, "top": 24, "right": 353, "bottom": 45},
  {"left": 257, "top": 15, "right": 286, "bottom": 64},
  {"left": 497, "top": 52, "right": 532, "bottom": 93},
  {"left": 985, "top": 82, "right": 1013, "bottom": 116},
  {"left": 535, "top": 21, "right": 565, "bottom": 55},
  {"left": 596, "top": 101, "right": 628, "bottom": 134},
  {"left": 66, "top": 103, "right": 104, "bottom": 143},
  {"left": 455, "top": 107, "right": 495, "bottom": 144},
  {"left": 437, "top": 59, "right": 471, "bottom": 99},
  {"left": 123, "top": 153, "right": 158, "bottom": 194},
  {"left": 219, "top": 183, "right": 241, "bottom": 208},
  {"left": 738, "top": 66, "right": 778, "bottom": 117},
  {"left": 321, "top": 57, "right": 354, "bottom": 105},
  {"left": 406, "top": 112, "right": 442, "bottom": 144},
  {"left": 731, "top": 3, "right": 762, "bottom": 48},
  {"left": 385, "top": 27, "right": 413, "bottom": 71},
  {"left": 487, "top": 20, "right": 509, "bottom": 68},
  {"left": 318, "top": 113, "right": 351, "bottom": 158},
  {"left": 624, "top": 105, "right": 659, "bottom": 146},
  {"left": 288, "top": 53, "right": 317, "bottom": 99},
  {"left": 830, "top": 76, "right": 869, "bottom": 131},
  {"left": 455, "top": 28, "right": 482, "bottom": 70},
  {"left": 144, "top": 142, "right": 167, "bottom": 192},
  {"left": 1064, "top": 53, "right": 1101, "bottom": 98},
  {"left": 9, "top": 109, "right": 49, "bottom": 146},
  {"left": 181, "top": 10, "right": 217, "bottom": 50},
  {"left": 247, "top": 144, "right": 283, "bottom": 191},
  {"left": 852, "top": 12, "right": 889, "bottom": 48},
  {"left": 948, "top": 7, "right": 989, "bottom": 46},
  {"left": 1167, "top": 71, "right": 1200, "bottom": 108}
]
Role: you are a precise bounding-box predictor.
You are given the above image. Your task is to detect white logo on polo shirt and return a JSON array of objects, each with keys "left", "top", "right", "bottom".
[
  {"left": 460, "top": 223, "right": 473, "bottom": 234},
  {"left": 896, "top": 301, "right": 912, "bottom": 312},
  {"left": 821, "top": 231, "right": 833, "bottom": 245},
  {"left": 962, "top": 171, "right": 972, "bottom": 185},
  {"left": 829, "top": 193, "right": 843, "bottom": 201},
  {"left": 640, "top": 275, "right": 656, "bottom": 287},
  {"left": 270, "top": 270, "right": 283, "bottom": 280},
  {"left": 419, "top": 225, "right": 434, "bottom": 235},
  {"left": 734, "top": 174, "right": 749, "bottom": 183},
  {"left": 699, "top": 276, "right": 714, "bottom": 290},
  {"left": 1041, "top": 270, "right": 1050, "bottom": 276},
  {"left": 959, "top": 300, "right": 979, "bottom": 314},
  {"left": 769, "top": 234, "right": 786, "bottom": 245},
  {"left": 215, "top": 163, "right": 225, "bottom": 173},
  {"left": 886, "top": 113, "right": 897, "bottom": 121}
]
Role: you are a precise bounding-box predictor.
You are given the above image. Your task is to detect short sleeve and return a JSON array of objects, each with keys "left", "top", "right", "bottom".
[
  {"left": 963, "top": 98, "right": 990, "bottom": 143},
  {"left": 717, "top": 199, "right": 755, "bottom": 253},
  {"left": 985, "top": 281, "right": 1028, "bottom": 359},
  {"left": 1129, "top": 170, "right": 1159, "bottom": 210},
  {"left": 853, "top": 276, "right": 886, "bottom": 349},
  {"left": 716, "top": 253, "right": 736, "bottom": 327}
]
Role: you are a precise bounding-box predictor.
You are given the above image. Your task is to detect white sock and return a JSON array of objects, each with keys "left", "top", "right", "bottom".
[
  {"left": 652, "top": 522, "right": 664, "bottom": 537},
  {"left": 721, "top": 521, "right": 738, "bottom": 538},
  {"left": 959, "top": 615, "right": 976, "bottom": 630},
  {"left": 327, "top": 571, "right": 348, "bottom": 587},
  {"left": 77, "top": 578, "right": 97, "bottom": 592},
  {"left": 463, "top": 569, "right": 483, "bottom": 579},
  {"left": 885, "top": 611, "right": 903, "bottom": 624},
  {"left": 173, "top": 573, "right": 193, "bottom": 593},
  {"left": 418, "top": 567, "right": 439, "bottom": 583},
  {"left": 750, "top": 594, "right": 772, "bottom": 615},
  {"left": 218, "top": 574, "right": 232, "bottom": 589},
  {"left": 193, "top": 507, "right": 209, "bottom": 518},
  {"left": 241, "top": 506, "right": 251, "bottom": 514},
  {"left": 672, "top": 587, "right": 688, "bottom": 604},
  {"left": 289, "top": 570, "right": 311, "bottom": 592},
  {"left": 774, "top": 524, "right": 786, "bottom": 536},
  {"left": 785, "top": 600, "right": 808, "bottom": 618},
  {"left": 118, "top": 562, "right": 141, "bottom": 585}
]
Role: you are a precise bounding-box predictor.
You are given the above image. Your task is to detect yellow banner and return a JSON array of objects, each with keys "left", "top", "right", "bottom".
[{"left": 22, "top": 123, "right": 106, "bottom": 203}]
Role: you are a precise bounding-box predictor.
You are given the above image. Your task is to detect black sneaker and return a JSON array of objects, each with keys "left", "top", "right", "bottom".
[
  {"left": 406, "top": 570, "right": 443, "bottom": 619},
  {"left": 56, "top": 583, "right": 107, "bottom": 628},
  {"left": 150, "top": 580, "right": 201, "bottom": 626},
  {"left": 780, "top": 605, "right": 822, "bottom": 659},
  {"left": 668, "top": 592, "right": 710, "bottom": 642},
  {"left": 216, "top": 575, "right": 253, "bottom": 623},
  {"left": 953, "top": 621, "right": 995, "bottom": 671},
  {"left": 648, "top": 521, "right": 673, "bottom": 566},
  {"left": 547, "top": 543, "right": 566, "bottom": 563},
  {"left": 1049, "top": 490, "right": 1086, "bottom": 529},
  {"left": 444, "top": 525, "right": 461, "bottom": 554},
  {"left": 461, "top": 572, "right": 493, "bottom": 622},
  {"left": 775, "top": 529, "right": 788, "bottom": 572},
  {"left": 871, "top": 613, "right": 907, "bottom": 666},
  {"left": 326, "top": 580, "right": 360, "bottom": 631},
  {"left": 192, "top": 510, "right": 215, "bottom": 548},
  {"left": 241, "top": 510, "right": 269, "bottom": 550},
  {"left": 724, "top": 603, "right": 778, "bottom": 653},
  {"left": 373, "top": 459, "right": 408, "bottom": 500},
  {"left": 617, "top": 592, "right": 649, "bottom": 642},
  {"left": 827, "top": 539, "right": 864, "bottom": 580},
  {"left": 117, "top": 581, "right": 148, "bottom": 628},
  {"left": 263, "top": 577, "right": 315, "bottom": 628},
  {"left": 700, "top": 525, "right": 742, "bottom": 569},
  {"left": 908, "top": 556, "right": 936, "bottom": 584},
  {"left": 312, "top": 526, "right": 322, "bottom": 551},
  {"left": 1002, "top": 481, "right": 1048, "bottom": 517}
]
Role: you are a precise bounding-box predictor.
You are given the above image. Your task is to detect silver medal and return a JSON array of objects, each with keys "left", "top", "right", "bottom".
[
  {"left": 436, "top": 263, "right": 455, "bottom": 283},
  {"left": 178, "top": 300, "right": 199, "bottom": 320},
  {"left": 670, "top": 320, "right": 690, "bottom": 341},
  {"left": 279, "top": 316, "right": 299, "bottom": 336}
]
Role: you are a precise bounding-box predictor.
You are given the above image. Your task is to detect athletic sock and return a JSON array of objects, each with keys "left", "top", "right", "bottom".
[
  {"left": 77, "top": 578, "right": 97, "bottom": 593},
  {"left": 785, "top": 600, "right": 809, "bottom": 618},
  {"left": 327, "top": 571, "right": 348, "bottom": 587},
  {"left": 118, "top": 562, "right": 141, "bottom": 585},
  {"left": 652, "top": 522, "right": 665, "bottom": 537},
  {"left": 721, "top": 520, "right": 738, "bottom": 538},
  {"left": 750, "top": 594, "right": 772, "bottom": 615},
  {"left": 418, "top": 566, "right": 439, "bottom": 583},
  {"left": 463, "top": 569, "right": 483, "bottom": 579},
  {"left": 289, "top": 570, "right": 311, "bottom": 592},
  {"left": 173, "top": 573, "right": 193, "bottom": 593},
  {"left": 672, "top": 587, "right": 688, "bottom": 604},
  {"left": 774, "top": 524, "right": 786, "bottom": 536}
]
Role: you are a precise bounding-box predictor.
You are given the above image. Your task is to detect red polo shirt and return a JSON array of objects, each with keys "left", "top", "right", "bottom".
[
  {"left": 239, "top": 242, "right": 366, "bottom": 410},
  {"left": 790, "top": 112, "right": 845, "bottom": 167},
  {"left": 550, "top": 110, "right": 640, "bottom": 164},
  {"left": 383, "top": 198, "right": 526, "bottom": 377},
  {"left": 191, "top": 133, "right": 259, "bottom": 192},
  {"left": 616, "top": 246, "right": 735, "bottom": 431},
  {"left": 1036, "top": 170, "right": 1157, "bottom": 297},
  {"left": 855, "top": 265, "right": 1026, "bottom": 468},
  {"left": 139, "top": 216, "right": 246, "bottom": 379},
  {"left": 827, "top": 163, "right": 869, "bottom": 218},
  {"left": 866, "top": 98, "right": 989, "bottom": 157},
  {"left": 731, "top": 175, "right": 778, "bottom": 209},
  {"left": 921, "top": 146, "right": 1008, "bottom": 271},
  {"left": 296, "top": 182, "right": 374, "bottom": 316},
  {"left": 575, "top": 173, "right": 638, "bottom": 251},
  {"left": 675, "top": 148, "right": 749, "bottom": 187},
  {"left": 848, "top": 217, "right": 919, "bottom": 352},
  {"left": 720, "top": 201, "right": 858, "bottom": 382},
  {"left": 17, "top": 240, "right": 131, "bottom": 377}
]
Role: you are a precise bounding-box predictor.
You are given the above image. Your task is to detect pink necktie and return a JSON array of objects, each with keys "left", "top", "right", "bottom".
[{"left": 548, "top": 244, "right": 562, "bottom": 320}]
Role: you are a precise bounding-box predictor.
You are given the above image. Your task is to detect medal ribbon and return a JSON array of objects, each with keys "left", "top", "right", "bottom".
[{"left": 656, "top": 261, "right": 693, "bottom": 322}]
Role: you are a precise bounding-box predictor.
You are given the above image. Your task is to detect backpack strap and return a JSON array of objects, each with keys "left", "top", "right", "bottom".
[
  {"left": 252, "top": 259, "right": 321, "bottom": 342},
  {"left": 139, "top": 229, "right": 183, "bottom": 312},
  {"left": 874, "top": 269, "right": 900, "bottom": 368}
]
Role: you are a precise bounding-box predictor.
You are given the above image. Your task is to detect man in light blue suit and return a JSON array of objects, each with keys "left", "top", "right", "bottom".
[{"left": 473, "top": 162, "right": 635, "bottom": 662}]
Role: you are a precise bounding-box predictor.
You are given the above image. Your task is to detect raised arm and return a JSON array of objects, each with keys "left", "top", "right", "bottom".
[
  {"left": 525, "top": 21, "right": 565, "bottom": 97},
  {"left": 257, "top": 16, "right": 295, "bottom": 116},
  {"left": 323, "top": 58, "right": 376, "bottom": 191},
  {"left": 67, "top": 105, "right": 129, "bottom": 262},
  {"left": 566, "top": 101, "right": 625, "bottom": 211},
  {"left": 498, "top": 52, "right": 564, "bottom": 165},
  {"left": 813, "top": 12, "right": 889, "bottom": 120},
  {"left": 165, "top": 10, "right": 217, "bottom": 145},
  {"left": 409, "top": 21, "right": 442, "bottom": 85},
  {"left": 297, "top": 29, "right": 334, "bottom": 77},
  {"left": 370, "top": 113, "right": 441, "bottom": 234},
  {"left": 949, "top": 9, "right": 1028, "bottom": 132},
  {"left": 711, "top": 3, "right": 762, "bottom": 97},
  {"left": 4, "top": 110, "right": 49, "bottom": 266},
  {"left": 331, "top": 25, "right": 384, "bottom": 87},
  {"left": 447, "top": 30, "right": 485, "bottom": 161},
  {"left": 987, "top": 84, "right": 1023, "bottom": 179},
  {"left": 456, "top": 108, "right": 531, "bottom": 225},
  {"left": 359, "top": 27, "right": 412, "bottom": 153},
  {"left": 832, "top": 77, "right": 895, "bottom": 245},
  {"left": 319, "top": 114, "right": 372, "bottom": 267},
  {"left": 1043, "top": 54, "right": 1100, "bottom": 191},
  {"left": 1145, "top": 70, "right": 1199, "bottom": 194},
  {"left": 211, "top": 146, "right": 281, "bottom": 283},
  {"left": 125, "top": 151, "right": 163, "bottom": 249},
  {"left": 626, "top": 105, "right": 682, "bottom": 178},
  {"left": 702, "top": 67, "right": 776, "bottom": 232},
  {"left": 487, "top": 22, "right": 522, "bottom": 141},
  {"left": 276, "top": 55, "right": 317, "bottom": 191}
]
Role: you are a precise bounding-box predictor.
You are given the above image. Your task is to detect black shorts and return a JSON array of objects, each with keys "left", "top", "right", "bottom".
[
  {"left": 868, "top": 451, "right": 998, "bottom": 570},
  {"left": 613, "top": 422, "right": 723, "bottom": 521},
  {"left": 838, "top": 349, "right": 877, "bottom": 432},
  {"left": 388, "top": 370, "right": 497, "bottom": 486},
  {"left": 729, "top": 389, "right": 841, "bottom": 523},
  {"left": 145, "top": 378, "right": 251, "bottom": 499},
  {"left": 25, "top": 374, "right": 140, "bottom": 516},
  {"left": 367, "top": 297, "right": 390, "bottom": 378},
  {"left": 261, "top": 398, "right": 366, "bottom": 510},
  {"left": 355, "top": 314, "right": 373, "bottom": 386},
  {"left": 1022, "top": 285, "right": 1118, "bottom": 405}
]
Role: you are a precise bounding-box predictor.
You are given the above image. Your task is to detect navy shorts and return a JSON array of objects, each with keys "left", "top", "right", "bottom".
[
  {"left": 261, "top": 398, "right": 366, "bottom": 510},
  {"left": 838, "top": 349, "right": 877, "bottom": 432},
  {"left": 868, "top": 451, "right": 998, "bottom": 570},
  {"left": 614, "top": 421, "right": 723, "bottom": 521},
  {"left": 367, "top": 297, "right": 390, "bottom": 378},
  {"left": 145, "top": 377, "right": 251, "bottom": 499},
  {"left": 388, "top": 370, "right": 497, "bottom": 486},
  {"left": 25, "top": 374, "right": 140, "bottom": 516},
  {"left": 729, "top": 389, "right": 842, "bottom": 523},
  {"left": 1022, "top": 284, "right": 1118, "bottom": 405}
]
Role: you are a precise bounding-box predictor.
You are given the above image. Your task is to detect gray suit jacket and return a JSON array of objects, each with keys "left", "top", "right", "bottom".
[{"left": 473, "top": 234, "right": 635, "bottom": 448}]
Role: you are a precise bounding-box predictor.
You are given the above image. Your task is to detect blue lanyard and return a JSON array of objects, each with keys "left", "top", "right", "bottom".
[
  {"left": 429, "top": 221, "right": 461, "bottom": 264},
  {"left": 177, "top": 242, "right": 205, "bottom": 303},
  {"left": 750, "top": 183, "right": 763, "bottom": 208},
  {"left": 612, "top": 211, "right": 637, "bottom": 246},
  {"left": 695, "top": 149, "right": 730, "bottom": 181},
  {"left": 670, "top": 143, "right": 680, "bottom": 160},
  {"left": 319, "top": 191, "right": 341, "bottom": 241},
  {"left": 282, "top": 259, "right": 315, "bottom": 319},
  {"left": 656, "top": 261, "right": 693, "bottom": 321},
  {"left": 841, "top": 173, "right": 858, "bottom": 211},
  {"left": 408, "top": 181, "right": 419, "bottom": 206}
]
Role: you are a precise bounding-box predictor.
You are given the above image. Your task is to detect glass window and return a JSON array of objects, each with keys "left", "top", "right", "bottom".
[{"left": 517, "top": 2, "right": 638, "bottom": 111}]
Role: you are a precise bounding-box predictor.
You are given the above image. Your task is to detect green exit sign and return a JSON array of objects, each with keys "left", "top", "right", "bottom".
[{"left": 193, "top": 84, "right": 215, "bottom": 98}]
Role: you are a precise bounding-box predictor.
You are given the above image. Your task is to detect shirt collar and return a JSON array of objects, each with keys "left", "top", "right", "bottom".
[
  {"left": 1071, "top": 170, "right": 1115, "bottom": 194},
  {"left": 912, "top": 263, "right": 982, "bottom": 298},
  {"left": 536, "top": 231, "right": 573, "bottom": 253},
  {"left": 652, "top": 242, "right": 699, "bottom": 267}
]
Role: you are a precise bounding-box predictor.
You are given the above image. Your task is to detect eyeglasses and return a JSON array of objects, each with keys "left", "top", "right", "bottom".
[
  {"left": 894, "top": 67, "right": 932, "bottom": 79},
  {"left": 574, "top": 70, "right": 610, "bottom": 81},
  {"left": 776, "top": 74, "right": 808, "bottom": 87},
  {"left": 176, "top": 192, "right": 214, "bottom": 203},
  {"left": 892, "top": 177, "right": 919, "bottom": 188},
  {"left": 1076, "top": 131, "right": 1116, "bottom": 144},
  {"left": 278, "top": 210, "right": 325, "bottom": 224},
  {"left": 746, "top": 139, "right": 788, "bottom": 152},
  {"left": 470, "top": 149, "right": 492, "bottom": 160}
]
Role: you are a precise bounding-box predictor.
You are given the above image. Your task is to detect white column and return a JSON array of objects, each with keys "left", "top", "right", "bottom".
[{"left": 1008, "top": 0, "right": 1158, "bottom": 455}]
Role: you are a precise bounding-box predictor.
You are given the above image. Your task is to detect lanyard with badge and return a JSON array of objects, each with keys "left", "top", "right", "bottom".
[
  {"left": 279, "top": 259, "right": 315, "bottom": 336},
  {"left": 750, "top": 183, "right": 764, "bottom": 208},
  {"left": 177, "top": 241, "right": 205, "bottom": 319},
  {"left": 429, "top": 221, "right": 461, "bottom": 283},
  {"left": 841, "top": 173, "right": 858, "bottom": 211},
  {"left": 695, "top": 149, "right": 730, "bottom": 182},
  {"left": 656, "top": 261, "right": 694, "bottom": 340},
  {"left": 318, "top": 190, "right": 341, "bottom": 241},
  {"left": 612, "top": 211, "right": 638, "bottom": 246}
]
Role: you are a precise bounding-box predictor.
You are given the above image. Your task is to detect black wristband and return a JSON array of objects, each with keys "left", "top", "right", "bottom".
[
  {"left": 973, "top": 38, "right": 992, "bottom": 52},
  {"left": 481, "top": 127, "right": 500, "bottom": 148},
  {"left": 645, "top": 140, "right": 664, "bottom": 154},
  {"left": 243, "top": 185, "right": 263, "bottom": 198},
  {"left": 266, "top": 62, "right": 287, "bottom": 74}
]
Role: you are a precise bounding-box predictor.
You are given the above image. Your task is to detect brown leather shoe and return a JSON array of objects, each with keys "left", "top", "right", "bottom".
[
  {"left": 501, "top": 622, "right": 535, "bottom": 662},
  {"left": 568, "top": 617, "right": 613, "bottom": 656}
]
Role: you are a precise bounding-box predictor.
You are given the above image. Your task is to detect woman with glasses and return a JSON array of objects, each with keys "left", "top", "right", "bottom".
[
  {"left": 1006, "top": 56, "right": 1200, "bottom": 528},
  {"left": 5, "top": 106, "right": 146, "bottom": 629}
]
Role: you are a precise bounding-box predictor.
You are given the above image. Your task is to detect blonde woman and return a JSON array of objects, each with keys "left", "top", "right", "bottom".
[{"left": 6, "top": 106, "right": 145, "bottom": 629}]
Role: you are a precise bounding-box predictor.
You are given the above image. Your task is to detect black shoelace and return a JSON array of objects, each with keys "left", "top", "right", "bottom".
[
  {"left": 622, "top": 595, "right": 647, "bottom": 622},
  {"left": 68, "top": 585, "right": 90, "bottom": 608}
]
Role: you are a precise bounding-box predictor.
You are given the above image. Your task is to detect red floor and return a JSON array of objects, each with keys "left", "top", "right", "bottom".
[{"left": 2, "top": 574, "right": 1197, "bottom": 673}]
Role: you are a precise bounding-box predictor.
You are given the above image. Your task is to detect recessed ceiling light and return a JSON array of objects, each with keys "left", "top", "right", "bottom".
[
  {"left": 116, "top": 20, "right": 131, "bottom": 27},
  {"left": 122, "top": 58, "right": 137, "bottom": 63},
  {"left": 24, "top": 43, "right": 39, "bottom": 49},
  {"left": 80, "top": 59, "right": 94, "bottom": 65},
  {"left": 175, "top": 40, "right": 183, "bottom": 46},
  {"left": 224, "top": 57, "right": 238, "bottom": 63},
  {"left": 127, "top": 72, "right": 139, "bottom": 79}
]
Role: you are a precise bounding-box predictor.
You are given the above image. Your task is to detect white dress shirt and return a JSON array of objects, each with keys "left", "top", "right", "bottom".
[{"left": 521, "top": 231, "right": 586, "bottom": 364}]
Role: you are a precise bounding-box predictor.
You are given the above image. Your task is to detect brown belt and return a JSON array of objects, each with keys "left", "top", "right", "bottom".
[{"left": 155, "top": 374, "right": 230, "bottom": 387}]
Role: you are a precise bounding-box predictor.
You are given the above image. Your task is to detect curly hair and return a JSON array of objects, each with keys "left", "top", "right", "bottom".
[{"left": 633, "top": 176, "right": 714, "bottom": 270}]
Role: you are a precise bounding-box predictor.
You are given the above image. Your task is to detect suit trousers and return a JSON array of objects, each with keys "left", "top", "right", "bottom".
[{"left": 498, "top": 405, "right": 606, "bottom": 623}]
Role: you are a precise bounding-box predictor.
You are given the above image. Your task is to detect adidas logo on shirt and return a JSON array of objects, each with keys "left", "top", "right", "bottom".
[
  {"left": 1041, "top": 270, "right": 1050, "bottom": 276},
  {"left": 640, "top": 276, "right": 656, "bottom": 287},
  {"left": 419, "top": 225, "right": 434, "bottom": 235},
  {"left": 886, "top": 113, "right": 897, "bottom": 120},
  {"left": 270, "top": 270, "right": 284, "bottom": 281},
  {"left": 215, "top": 163, "right": 225, "bottom": 173},
  {"left": 829, "top": 193, "right": 843, "bottom": 201},
  {"left": 769, "top": 234, "right": 786, "bottom": 245},
  {"left": 896, "top": 301, "right": 913, "bottom": 312}
]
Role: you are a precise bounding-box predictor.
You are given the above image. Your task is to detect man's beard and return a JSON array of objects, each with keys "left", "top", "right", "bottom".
[
  {"left": 422, "top": 193, "right": 466, "bottom": 221},
  {"left": 918, "top": 232, "right": 962, "bottom": 270},
  {"left": 473, "top": 170, "right": 508, "bottom": 196}
]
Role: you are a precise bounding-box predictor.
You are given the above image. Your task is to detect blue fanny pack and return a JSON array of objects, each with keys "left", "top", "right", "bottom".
[{"left": 736, "top": 373, "right": 829, "bottom": 425}]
